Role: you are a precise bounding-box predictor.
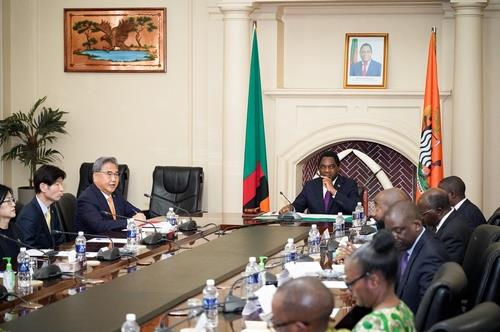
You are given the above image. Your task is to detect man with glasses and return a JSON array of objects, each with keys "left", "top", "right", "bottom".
[
  {"left": 384, "top": 200, "right": 449, "bottom": 314},
  {"left": 16, "top": 165, "right": 67, "bottom": 249},
  {"left": 417, "top": 188, "right": 471, "bottom": 264},
  {"left": 74, "top": 157, "right": 146, "bottom": 234},
  {"left": 279, "top": 151, "right": 359, "bottom": 215},
  {"left": 270, "top": 276, "right": 334, "bottom": 332}
]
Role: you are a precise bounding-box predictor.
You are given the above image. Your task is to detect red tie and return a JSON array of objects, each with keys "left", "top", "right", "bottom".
[{"left": 362, "top": 63, "right": 367, "bottom": 76}]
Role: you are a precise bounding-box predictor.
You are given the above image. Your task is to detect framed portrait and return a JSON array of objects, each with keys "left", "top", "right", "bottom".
[
  {"left": 64, "top": 8, "right": 166, "bottom": 73},
  {"left": 343, "top": 33, "right": 388, "bottom": 88}
]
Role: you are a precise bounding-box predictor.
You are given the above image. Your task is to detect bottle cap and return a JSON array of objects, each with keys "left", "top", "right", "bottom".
[
  {"left": 249, "top": 256, "right": 256, "bottom": 263},
  {"left": 311, "top": 224, "right": 317, "bottom": 229},
  {"left": 287, "top": 238, "right": 293, "bottom": 244},
  {"left": 126, "top": 313, "right": 136, "bottom": 321},
  {"left": 169, "top": 207, "right": 174, "bottom": 211},
  {"left": 206, "top": 279, "right": 215, "bottom": 286},
  {"left": 338, "top": 212, "right": 343, "bottom": 216},
  {"left": 78, "top": 231, "right": 84, "bottom": 236},
  {"left": 20, "top": 247, "right": 26, "bottom": 252}
]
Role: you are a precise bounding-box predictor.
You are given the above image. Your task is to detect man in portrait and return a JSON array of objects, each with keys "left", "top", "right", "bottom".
[{"left": 349, "top": 42, "right": 382, "bottom": 77}]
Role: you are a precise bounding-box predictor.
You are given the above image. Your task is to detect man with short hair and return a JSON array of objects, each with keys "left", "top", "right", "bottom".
[
  {"left": 372, "top": 187, "right": 410, "bottom": 229},
  {"left": 74, "top": 157, "right": 146, "bottom": 234},
  {"left": 417, "top": 188, "right": 471, "bottom": 264},
  {"left": 271, "top": 276, "right": 334, "bottom": 332},
  {"left": 385, "top": 200, "right": 449, "bottom": 314},
  {"left": 438, "top": 175, "right": 486, "bottom": 229},
  {"left": 16, "top": 165, "right": 66, "bottom": 249},
  {"left": 349, "top": 43, "right": 382, "bottom": 77},
  {"left": 279, "top": 151, "right": 359, "bottom": 215}
]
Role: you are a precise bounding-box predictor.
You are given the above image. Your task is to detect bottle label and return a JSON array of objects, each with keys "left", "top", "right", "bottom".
[
  {"left": 76, "top": 244, "right": 86, "bottom": 254},
  {"left": 203, "top": 297, "right": 218, "bottom": 310},
  {"left": 247, "top": 273, "right": 259, "bottom": 285},
  {"left": 128, "top": 230, "right": 136, "bottom": 238},
  {"left": 285, "top": 252, "right": 296, "bottom": 263},
  {"left": 19, "top": 262, "right": 29, "bottom": 273}
]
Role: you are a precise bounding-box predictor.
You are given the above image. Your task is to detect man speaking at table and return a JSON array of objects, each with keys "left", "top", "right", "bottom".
[
  {"left": 74, "top": 157, "right": 146, "bottom": 234},
  {"left": 279, "top": 151, "right": 359, "bottom": 215}
]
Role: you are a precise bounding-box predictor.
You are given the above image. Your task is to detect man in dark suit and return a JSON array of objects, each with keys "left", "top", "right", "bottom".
[
  {"left": 417, "top": 188, "right": 471, "bottom": 264},
  {"left": 16, "top": 165, "right": 66, "bottom": 249},
  {"left": 279, "top": 151, "right": 359, "bottom": 215},
  {"left": 438, "top": 176, "right": 486, "bottom": 229},
  {"left": 371, "top": 187, "right": 410, "bottom": 229},
  {"left": 349, "top": 43, "right": 382, "bottom": 77},
  {"left": 385, "top": 200, "right": 449, "bottom": 314},
  {"left": 74, "top": 157, "right": 146, "bottom": 234}
]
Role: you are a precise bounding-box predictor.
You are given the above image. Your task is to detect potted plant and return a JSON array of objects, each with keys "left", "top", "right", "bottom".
[{"left": 0, "top": 96, "right": 68, "bottom": 204}]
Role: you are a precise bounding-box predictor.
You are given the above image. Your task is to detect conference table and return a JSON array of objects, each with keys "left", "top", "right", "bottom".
[{"left": 0, "top": 213, "right": 313, "bottom": 331}]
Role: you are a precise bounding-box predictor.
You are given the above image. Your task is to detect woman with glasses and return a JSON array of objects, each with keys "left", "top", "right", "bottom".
[
  {"left": 0, "top": 184, "right": 20, "bottom": 269},
  {"left": 344, "top": 229, "right": 416, "bottom": 331}
]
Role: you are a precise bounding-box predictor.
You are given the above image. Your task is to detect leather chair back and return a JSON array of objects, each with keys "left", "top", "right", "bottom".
[
  {"left": 487, "top": 207, "right": 500, "bottom": 226},
  {"left": 415, "top": 262, "right": 467, "bottom": 331},
  {"left": 428, "top": 302, "right": 500, "bottom": 332},
  {"left": 55, "top": 193, "right": 76, "bottom": 234},
  {"left": 76, "top": 162, "right": 130, "bottom": 199},
  {"left": 148, "top": 166, "right": 203, "bottom": 217},
  {"left": 462, "top": 224, "right": 500, "bottom": 305},
  {"left": 467, "top": 242, "right": 500, "bottom": 309}
]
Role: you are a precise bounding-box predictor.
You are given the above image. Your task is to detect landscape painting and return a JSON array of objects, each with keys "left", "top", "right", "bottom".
[{"left": 64, "top": 8, "right": 166, "bottom": 72}]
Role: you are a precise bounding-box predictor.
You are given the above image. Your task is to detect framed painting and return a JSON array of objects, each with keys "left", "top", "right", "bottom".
[
  {"left": 64, "top": 8, "right": 166, "bottom": 72},
  {"left": 343, "top": 33, "right": 388, "bottom": 88}
]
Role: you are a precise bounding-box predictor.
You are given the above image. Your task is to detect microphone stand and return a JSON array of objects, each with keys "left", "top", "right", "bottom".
[
  {"left": 100, "top": 210, "right": 166, "bottom": 246},
  {"left": 0, "top": 233, "right": 62, "bottom": 280},
  {"left": 278, "top": 191, "right": 302, "bottom": 221},
  {"left": 52, "top": 230, "right": 120, "bottom": 261},
  {"left": 144, "top": 193, "right": 198, "bottom": 232}
]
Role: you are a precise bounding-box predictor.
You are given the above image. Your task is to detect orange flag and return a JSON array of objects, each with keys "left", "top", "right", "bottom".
[{"left": 417, "top": 29, "right": 443, "bottom": 199}]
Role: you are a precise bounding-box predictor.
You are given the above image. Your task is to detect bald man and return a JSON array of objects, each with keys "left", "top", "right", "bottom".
[
  {"left": 372, "top": 188, "right": 410, "bottom": 229},
  {"left": 417, "top": 188, "right": 471, "bottom": 264},
  {"left": 385, "top": 200, "right": 449, "bottom": 314},
  {"left": 271, "top": 277, "right": 334, "bottom": 332}
]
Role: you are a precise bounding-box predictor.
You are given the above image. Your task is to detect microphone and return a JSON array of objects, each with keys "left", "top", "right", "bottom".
[
  {"left": 100, "top": 210, "right": 166, "bottom": 246},
  {"left": 144, "top": 193, "right": 198, "bottom": 232},
  {"left": 279, "top": 191, "right": 302, "bottom": 221},
  {"left": 52, "top": 230, "right": 120, "bottom": 261},
  {"left": 0, "top": 233, "right": 62, "bottom": 280}
]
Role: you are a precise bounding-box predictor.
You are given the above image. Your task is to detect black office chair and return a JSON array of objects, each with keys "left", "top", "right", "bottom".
[
  {"left": 487, "top": 207, "right": 500, "bottom": 226},
  {"left": 415, "top": 262, "right": 467, "bottom": 331},
  {"left": 466, "top": 242, "right": 500, "bottom": 309},
  {"left": 462, "top": 225, "right": 500, "bottom": 307},
  {"left": 427, "top": 302, "right": 500, "bottom": 332},
  {"left": 147, "top": 166, "right": 203, "bottom": 217},
  {"left": 76, "top": 162, "right": 130, "bottom": 199},
  {"left": 55, "top": 193, "right": 76, "bottom": 234}
]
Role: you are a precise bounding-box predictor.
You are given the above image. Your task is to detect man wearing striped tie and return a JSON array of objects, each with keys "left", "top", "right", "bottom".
[
  {"left": 16, "top": 165, "right": 67, "bottom": 249},
  {"left": 74, "top": 157, "right": 145, "bottom": 235}
]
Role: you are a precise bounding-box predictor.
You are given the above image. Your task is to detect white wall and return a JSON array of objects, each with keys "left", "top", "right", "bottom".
[{"left": 2, "top": 0, "right": 500, "bottom": 216}]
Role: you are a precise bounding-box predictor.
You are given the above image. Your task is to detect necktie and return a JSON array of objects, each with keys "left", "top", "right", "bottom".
[
  {"left": 44, "top": 209, "right": 51, "bottom": 229},
  {"left": 323, "top": 191, "right": 331, "bottom": 212},
  {"left": 107, "top": 196, "right": 116, "bottom": 220},
  {"left": 399, "top": 252, "right": 410, "bottom": 282},
  {"left": 362, "top": 63, "right": 367, "bottom": 76}
]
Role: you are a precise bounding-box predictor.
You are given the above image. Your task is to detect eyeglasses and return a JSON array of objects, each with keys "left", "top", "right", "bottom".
[
  {"left": 345, "top": 272, "right": 370, "bottom": 290},
  {"left": 97, "top": 171, "right": 121, "bottom": 178},
  {"left": 1, "top": 197, "right": 16, "bottom": 205}
]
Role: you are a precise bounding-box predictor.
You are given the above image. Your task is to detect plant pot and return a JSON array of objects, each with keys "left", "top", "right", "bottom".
[{"left": 17, "top": 186, "right": 35, "bottom": 206}]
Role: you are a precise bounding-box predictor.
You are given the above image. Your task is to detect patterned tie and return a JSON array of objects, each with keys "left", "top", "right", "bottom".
[
  {"left": 399, "top": 252, "right": 410, "bottom": 282},
  {"left": 44, "top": 209, "right": 51, "bottom": 229},
  {"left": 107, "top": 196, "right": 116, "bottom": 220},
  {"left": 323, "top": 191, "right": 331, "bottom": 212}
]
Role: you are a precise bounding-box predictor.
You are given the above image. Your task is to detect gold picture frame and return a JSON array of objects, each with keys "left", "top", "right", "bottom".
[
  {"left": 64, "top": 8, "right": 166, "bottom": 73},
  {"left": 343, "top": 33, "right": 388, "bottom": 88}
]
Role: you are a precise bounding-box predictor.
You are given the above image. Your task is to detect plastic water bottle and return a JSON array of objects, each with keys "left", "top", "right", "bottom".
[
  {"left": 245, "top": 257, "right": 261, "bottom": 298},
  {"left": 308, "top": 224, "right": 321, "bottom": 254},
  {"left": 284, "top": 238, "right": 297, "bottom": 264},
  {"left": 335, "top": 213, "right": 345, "bottom": 237},
  {"left": 17, "top": 247, "right": 31, "bottom": 289},
  {"left": 355, "top": 202, "right": 365, "bottom": 225},
  {"left": 75, "top": 231, "right": 87, "bottom": 269},
  {"left": 126, "top": 218, "right": 138, "bottom": 252},
  {"left": 121, "top": 313, "right": 140, "bottom": 332},
  {"left": 203, "top": 279, "right": 219, "bottom": 329},
  {"left": 166, "top": 207, "right": 177, "bottom": 226}
]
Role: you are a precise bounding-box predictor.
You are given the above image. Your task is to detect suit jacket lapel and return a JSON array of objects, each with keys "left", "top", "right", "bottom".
[
  {"left": 397, "top": 231, "right": 426, "bottom": 294},
  {"left": 33, "top": 199, "right": 53, "bottom": 247}
]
